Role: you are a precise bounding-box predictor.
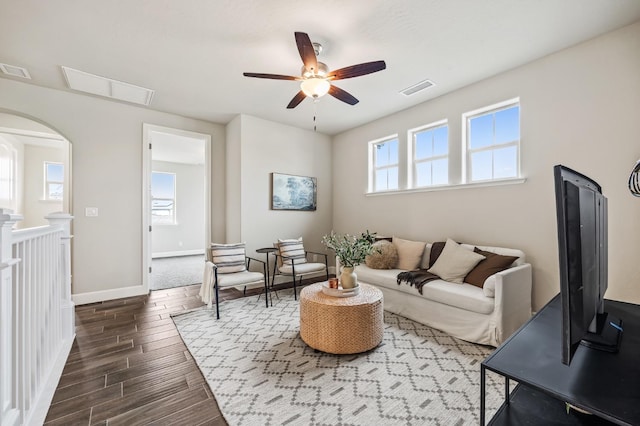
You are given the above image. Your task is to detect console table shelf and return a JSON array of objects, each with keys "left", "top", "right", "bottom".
[{"left": 481, "top": 294, "right": 640, "bottom": 425}]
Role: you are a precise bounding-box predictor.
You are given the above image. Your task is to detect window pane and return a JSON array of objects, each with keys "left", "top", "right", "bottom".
[
  {"left": 48, "top": 183, "right": 63, "bottom": 200},
  {"left": 495, "top": 106, "right": 519, "bottom": 144},
  {"left": 388, "top": 139, "right": 399, "bottom": 164},
  {"left": 415, "top": 162, "right": 432, "bottom": 187},
  {"left": 469, "top": 114, "right": 493, "bottom": 149},
  {"left": 471, "top": 151, "right": 492, "bottom": 181},
  {"left": 415, "top": 131, "right": 433, "bottom": 159},
  {"left": 493, "top": 146, "right": 517, "bottom": 178},
  {"left": 46, "top": 163, "right": 64, "bottom": 182},
  {"left": 375, "top": 143, "right": 389, "bottom": 167},
  {"left": 375, "top": 169, "right": 388, "bottom": 191},
  {"left": 388, "top": 166, "right": 398, "bottom": 190},
  {"left": 432, "top": 158, "right": 448, "bottom": 185},
  {"left": 433, "top": 127, "right": 448, "bottom": 156},
  {"left": 152, "top": 172, "right": 175, "bottom": 199}
]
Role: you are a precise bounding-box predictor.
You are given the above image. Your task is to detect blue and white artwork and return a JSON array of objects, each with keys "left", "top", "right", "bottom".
[{"left": 271, "top": 173, "right": 317, "bottom": 211}]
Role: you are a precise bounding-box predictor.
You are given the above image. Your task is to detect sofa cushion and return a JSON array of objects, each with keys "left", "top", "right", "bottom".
[
  {"left": 393, "top": 237, "right": 426, "bottom": 270},
  {"left": 465, "top": 248, "right": 519, "bottom": 288},
  {"left": 355, "top": 264, "right": 494, "bottom": 315},
  {"left": 210, "top": 242, "right": 247, "bottom": 274},
  {"left": 427, "top": 239, "right": 485, "bottom": 284},
  {"left": 365, "top": 240, "right": 398, "bottom": 269}
]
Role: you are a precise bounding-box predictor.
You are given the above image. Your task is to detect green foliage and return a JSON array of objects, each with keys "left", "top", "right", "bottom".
[{"left": 322, "top": 230, "right": 378, "bottom": 268}]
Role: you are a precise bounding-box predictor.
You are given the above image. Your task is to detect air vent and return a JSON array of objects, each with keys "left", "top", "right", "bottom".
[
  {"left": 400, "top": 79, "right": 435, "bottom": 96},
  {"left": 0, "top": 63, "right": 31, "bottom": 79},
  {"left": 61, "top": 66, "right": 154, "bottom": 106}
]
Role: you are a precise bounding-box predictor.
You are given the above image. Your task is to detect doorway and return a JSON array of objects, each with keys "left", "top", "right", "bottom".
[{"left": 142, "top": 124, "right": 211, "bottom": 292}]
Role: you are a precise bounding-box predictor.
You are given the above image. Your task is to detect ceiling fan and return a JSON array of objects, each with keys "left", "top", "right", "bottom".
[{"left": 243, "top": 32, "right": 386, "bottom": 109}]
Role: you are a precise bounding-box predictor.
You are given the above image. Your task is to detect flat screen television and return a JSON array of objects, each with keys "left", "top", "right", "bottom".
[{"left": 554, "top": 165, "right": 622, "bottom": 365}]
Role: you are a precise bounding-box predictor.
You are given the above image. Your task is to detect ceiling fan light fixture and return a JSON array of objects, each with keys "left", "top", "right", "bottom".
[{"left": 300, "top": 77, "right": 330, "bottom": 98}]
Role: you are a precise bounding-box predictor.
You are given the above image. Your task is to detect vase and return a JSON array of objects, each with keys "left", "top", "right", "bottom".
[{"left": 340, "top": 266, "right": 358, "bottom": 289}]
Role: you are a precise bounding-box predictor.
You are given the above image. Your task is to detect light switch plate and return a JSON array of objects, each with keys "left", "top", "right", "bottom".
[{"left": 85, "top": 207, "right": 98, "bottom": 217}]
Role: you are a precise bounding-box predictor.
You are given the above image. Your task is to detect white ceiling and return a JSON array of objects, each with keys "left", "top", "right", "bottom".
[{"left": 1, "top": 1, "right": 640, "bottom": 135}]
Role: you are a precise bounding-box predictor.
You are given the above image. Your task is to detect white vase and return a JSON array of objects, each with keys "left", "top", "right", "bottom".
[{"left": 340, "top": 266, "right": 358, "bottom": 289}]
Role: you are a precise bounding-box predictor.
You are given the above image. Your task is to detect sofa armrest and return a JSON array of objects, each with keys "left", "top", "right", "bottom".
[{"left": 490, "top": 263, "right": 533, "bottom": 344}]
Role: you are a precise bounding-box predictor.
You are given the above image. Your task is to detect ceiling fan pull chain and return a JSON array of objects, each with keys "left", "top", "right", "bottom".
[{"left": 313, "top": 98, "right": 318, "bottom": 132}]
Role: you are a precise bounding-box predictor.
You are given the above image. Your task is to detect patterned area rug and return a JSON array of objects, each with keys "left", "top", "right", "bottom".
[{"left": 173, "top": 289, "right": 506, "bottom": 425}]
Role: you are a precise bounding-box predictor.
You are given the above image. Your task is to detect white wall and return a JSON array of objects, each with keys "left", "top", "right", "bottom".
[
  {"left": 0, "top": 80, "right": 226, "bottom": 301},
  {"left": 332, "top": 22, "right": 640, "bottom": 310},
  {"left": 22, "top": 144, "right": 64, "bottom": 228},
  {"left": 227, "top": 114, "right": 333, "bottom": 267},
  {"left": 151, "top": 160, "right": 205, "bottom": 256}
]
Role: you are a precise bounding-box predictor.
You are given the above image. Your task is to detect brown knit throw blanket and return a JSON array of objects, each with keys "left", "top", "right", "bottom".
[
  {"left": 396, "top": 241, "right": 447, "bottom": 294},
  {"left": 396, "top": 270, "right": 439, "bottom": 294}
]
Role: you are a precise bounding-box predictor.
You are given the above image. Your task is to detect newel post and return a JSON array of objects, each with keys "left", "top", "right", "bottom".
[
  {"left": 0, "top": 209, "right": 22, "bottom": 426},
  {"left": 45, "top": 212, "right": 75, "bottom": 340}
]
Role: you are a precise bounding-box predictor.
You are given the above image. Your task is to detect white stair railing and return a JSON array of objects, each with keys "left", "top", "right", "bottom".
[{"left": 0, "top": 210, "right": 74, "bottom": 426}]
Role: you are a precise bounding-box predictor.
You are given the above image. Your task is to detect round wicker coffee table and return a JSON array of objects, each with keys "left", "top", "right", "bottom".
[{"left": 299, "top": 282, "right": 383, "bottom": 354}]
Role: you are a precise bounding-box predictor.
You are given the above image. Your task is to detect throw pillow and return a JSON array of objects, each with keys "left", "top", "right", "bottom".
[
  {"left": 393, "top": 237, "right": 427, "bottom": 270},
  {"left": 429, "top": 241, "right": 447, "bottom": 267},
  {"left": 277, "top": 237, "right": 308, "bottom": 266},
  {"left": 427, "top": 238, "right": 486, "bottom": 284},
  {"left": 365, "top": 240, "right": 399, "bottom": 269},
  {"left": 464, "top": 248, "right": 518, "bottom": 288},
  {"left": 210, "top": 242, "right": 247, "bottom": 274}
]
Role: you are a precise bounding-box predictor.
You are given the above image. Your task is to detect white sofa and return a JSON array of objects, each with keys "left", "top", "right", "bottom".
[{"left": 354, "top": 242, "right": 532, "bottom": 347}]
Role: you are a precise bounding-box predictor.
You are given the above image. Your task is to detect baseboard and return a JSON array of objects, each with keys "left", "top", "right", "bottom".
[
  {"left": 72, "top": 285, "right": 149, "bottom": 305},
  {"left": 152, "top": 249, "right": 204, "bottom": 259}
]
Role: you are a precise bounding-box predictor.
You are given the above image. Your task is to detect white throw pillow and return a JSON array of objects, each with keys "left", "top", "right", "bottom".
[
  {"left": 277, "top": 237, "right": 308, "bottom": 266},
  {"left": 427, "top": 238, "right": 486, "bottom": 284},
  {"left": 210, "top": 242, "right": 247, "bottom": 274},
  {"left": 393, "top": 237, "right": 427, "bottom": 270}
]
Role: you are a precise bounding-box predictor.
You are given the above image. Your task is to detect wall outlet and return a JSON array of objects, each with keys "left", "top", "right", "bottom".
[{"left": 85, "top": 207, "right": 98, "bottom": 217}]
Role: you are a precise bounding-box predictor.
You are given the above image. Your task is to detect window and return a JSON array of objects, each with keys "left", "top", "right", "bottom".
[
  {"left": 0, "top": 143, "right": 16, "bottom": 209},
  {"left": 151, "top": 172, "right": 176, "bottom": 224},
  {"left": 44, "top": 162, "right": 64, "bottom": 201},
  {"left": 410, "top": 122, "right": 448, "bottom": 187},
  {"left": 464, "top": 100, "right": 520, "bottom": 182},
  {"left": 370, "top": 137, "right": 399, "bottom": 192}
]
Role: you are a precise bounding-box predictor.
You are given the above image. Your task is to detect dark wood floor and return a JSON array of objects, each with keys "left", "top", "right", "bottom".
[{"left": 44, "top": 281, "right": 312, "bottom": 425}]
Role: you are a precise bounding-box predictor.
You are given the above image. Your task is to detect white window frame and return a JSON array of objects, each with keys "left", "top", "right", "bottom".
[
  {"left": 408, "top": 119, "right": 448, "bottom": 188},
  {"left": 151, "top": 171, "right": 177, "bottom": 225},
  {"left": 44, "top": 161, "right": 64, "bottom": 201},
  {"left": 462, "top": 98, "right": 520, "bottom": 183},
  {"left": 368, "top": 135, "right": 399, "bottom": 193}
]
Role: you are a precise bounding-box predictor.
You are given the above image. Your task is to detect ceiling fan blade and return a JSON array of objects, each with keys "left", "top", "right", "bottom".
[
  {"left": 243, "top": 72, "right": 299, "bottom": 80},
  {"left": 286, "top": 91, "right": 307, "bottom": 109},
  {"left": 328, "top": 85, "right": 359, "bottom": 105},
  {"left": 327, "top": 60, "right": 386, "bottom": 80},
  {"left": 294, "top": 32, "right": 318, "bottom": 73}
]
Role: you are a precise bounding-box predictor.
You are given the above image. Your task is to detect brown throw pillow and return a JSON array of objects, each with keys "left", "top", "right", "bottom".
[
  {"left": 429, "top": 241, "right": 446, "bottom": 267},
  {"left": 464, "top": 248, "right": 518, "bottom": 288}
]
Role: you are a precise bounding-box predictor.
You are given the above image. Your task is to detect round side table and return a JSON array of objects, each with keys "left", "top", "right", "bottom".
[{"left": 299, "top": 282, "right": 383, "bottom": 354}]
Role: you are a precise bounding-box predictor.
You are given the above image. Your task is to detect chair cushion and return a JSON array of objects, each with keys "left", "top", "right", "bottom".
[
  {"left": 217, "top": 270, "right": 264, "bottom": 287},
  {"left": 277, "top": 237, "right": 307, "bottom": 266},
  {"left": 210, "top": 243, "right": 247, "bottom": 273},
  {"left": 279, "top": 262, "right": 326, "bottom": 275}
]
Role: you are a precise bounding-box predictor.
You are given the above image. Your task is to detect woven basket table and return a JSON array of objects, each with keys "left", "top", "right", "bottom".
[{"left": 299, "top": 282, "right": 383, "bottom": 354}]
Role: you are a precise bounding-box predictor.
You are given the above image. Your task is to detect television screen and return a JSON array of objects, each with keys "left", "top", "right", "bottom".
[{"left": 554, "top": 165, "right": 621, "bottom": 365}]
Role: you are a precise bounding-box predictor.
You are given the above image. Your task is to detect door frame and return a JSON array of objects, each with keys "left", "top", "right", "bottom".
[{"left": 141, "top": 123, "right": 211, "bottom": 293}]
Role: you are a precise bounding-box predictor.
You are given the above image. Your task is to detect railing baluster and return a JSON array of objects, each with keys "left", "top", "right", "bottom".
[{"left": 0, "top": 211, "right": 74, "bottom": 426}]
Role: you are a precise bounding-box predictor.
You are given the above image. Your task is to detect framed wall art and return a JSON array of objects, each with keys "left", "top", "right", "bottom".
[{"left": 271, "top": 173, "right": 317, "bottom": 211}]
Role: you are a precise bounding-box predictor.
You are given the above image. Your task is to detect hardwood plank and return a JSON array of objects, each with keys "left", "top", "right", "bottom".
[
  {"left": 69, "top": 335, "right": 118, "bottom": 354},
  {"left": 62, "top": 346, "right": 142, "bottom": 375},
  {"left": 58, "top": 359, "right": 128, "bottom": 388},
  {"left": 104, "top": 387, "right": 210, "bottom": 426},
  {"left": 45, "top": 383, "right": 122, "bottom": 422},
  {"left": 147, "top": 398, "right": 223, "bottom": 425},
  {"left": 130, "top": 328, "right": 178, "bottom": 346},
  {"left": 127, "top": 342, "right": 187, "bottom": 366},
  {"left": 106, "top": 357, "right": 196, "bottom": 386},
  {"left": 51, "top": 376, "right": 106, "bottom": 404},
  {"left": 66, "top": 339, "right": 134, "bottom": 363},
  {"left": 140, "top": 334, "right": 184, "bottom": 352},
  {"left": 89, "top": 376, "right": 191, "bottom": 424},
  {"left": 43, "top": 407, "right": 91, "bottom": 426}
]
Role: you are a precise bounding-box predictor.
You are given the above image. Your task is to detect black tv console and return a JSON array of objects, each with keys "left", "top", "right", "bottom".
[{"left": 481, "top": 294, "right": 640, "bottom": 425}]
